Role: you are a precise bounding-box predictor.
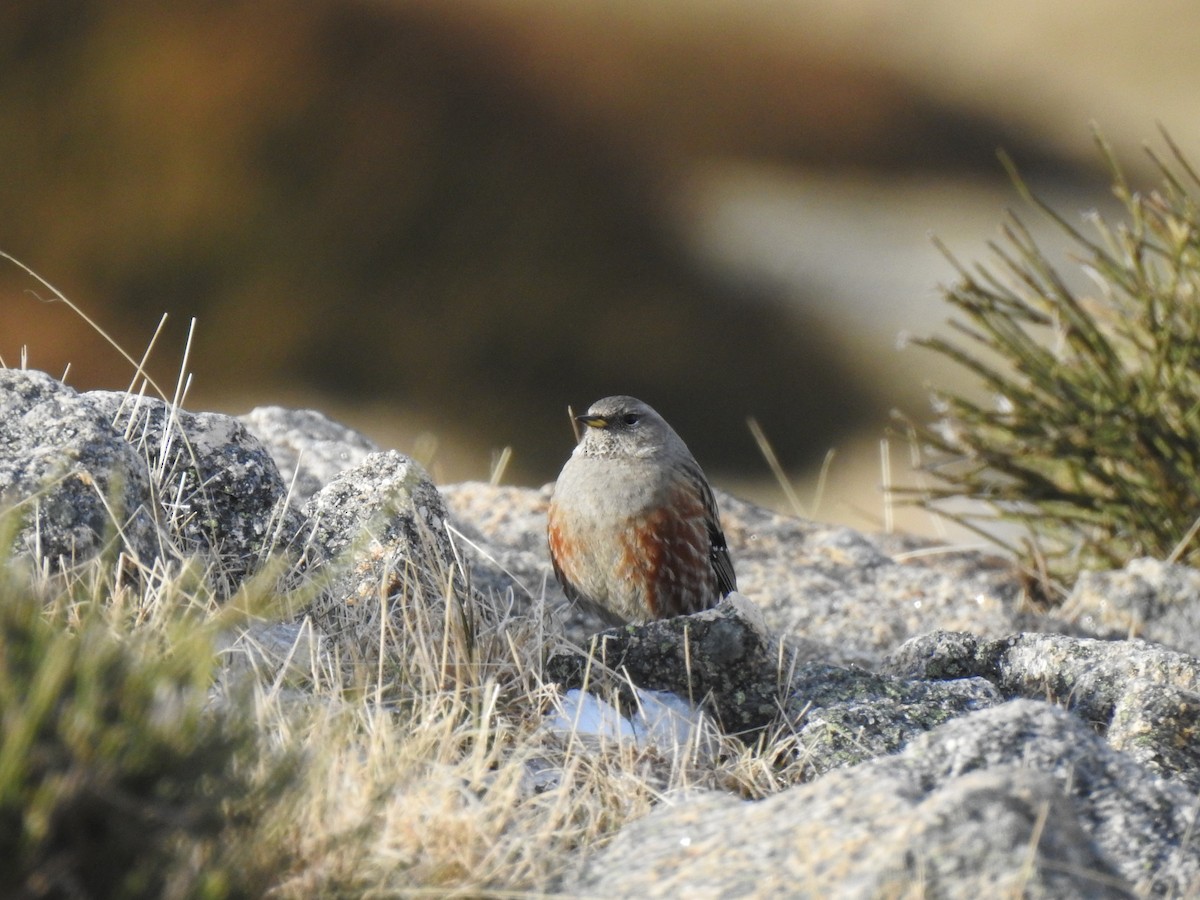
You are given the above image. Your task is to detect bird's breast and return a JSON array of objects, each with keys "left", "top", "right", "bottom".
[{"left": 555, "top": 455, "right": 665, "bottom": 521}]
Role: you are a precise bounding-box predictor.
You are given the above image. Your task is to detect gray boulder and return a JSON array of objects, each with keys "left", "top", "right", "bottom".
[
  {"left": 238, "top": 405, "right": 379, "bottom": 508},
  {"left": 0, "top": 369, "right": 161, "bottom": 567},
  {"left": 0, "top": 369, "right": 298, "bottom": 594},
  {"left": 545, "top": 593, "right": 781, "bottom": 734},
  {"left": 782, "top": 662, "right": 1001, "bottom": 777},
  {"left": 1067, "top": 557, "right": 1200, "bottom": 656},
  {"left": 572, "top": 701, "right": 1192, "bottom": 897},
  {"left": 88, "top": 390, "right": 300, "bottom": 593},
  {"left": 301, "top": 450, "right": 492, "bottom": 657},
  {"left": 888, "top": 629, "right": 1200, "bottom": 790}
]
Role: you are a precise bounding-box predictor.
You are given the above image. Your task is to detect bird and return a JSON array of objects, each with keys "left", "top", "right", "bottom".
[{"left": 547, "top": 395, "right": 737, "bottom": 625}]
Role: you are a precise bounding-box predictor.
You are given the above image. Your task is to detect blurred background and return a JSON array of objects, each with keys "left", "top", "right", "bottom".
[{"left": 3, "top": 1, "right": 1198, "bottom": 536}]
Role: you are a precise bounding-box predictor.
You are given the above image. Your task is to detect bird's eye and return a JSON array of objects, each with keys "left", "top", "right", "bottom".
[{"left": 621, "top": 413, "right": 640, "bottom": 426}]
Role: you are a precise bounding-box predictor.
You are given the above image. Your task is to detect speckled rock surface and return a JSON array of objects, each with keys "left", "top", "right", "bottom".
[
  {"left": 887, "top": 629, "right": 1200, "bottom": 789},
  {"left": 239, "top": 405, "right": 379, "bottom": 508},
  {"left": 301, "top": 450, "right": 489, "bottom": 650},
  {"left": 1066, "top": 557, "right": 1200, "bottom": 655},
  {"left": 719, "top": 492, "right": 1044, "bottom": 662},
  {"left": 0, "top": 369, "right": 307, "bottom": 591},
  {"left": 571, "top": 701, "right": 1192, "bottom": 898},
  {"left": 0, "top": 370, "right": 162, "bottom": 567},
  {"left": 88, "top": 390, "right": 300, "bottom": 593},
  {"left": 782, "top": 662, "right": 1001, "bottom": 776},
  {"left": 545, "top": 593, "right": 780, "bottom": 734}
]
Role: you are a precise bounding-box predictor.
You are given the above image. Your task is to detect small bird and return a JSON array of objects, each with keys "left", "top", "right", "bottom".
[{"left": 547, "top": 396, "right": 737, "bottom": 624}]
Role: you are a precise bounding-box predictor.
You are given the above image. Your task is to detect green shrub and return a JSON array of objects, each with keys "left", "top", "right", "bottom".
[
  {"left": 904, "top": 132, "right": 1200, "bottom": 588},
  {"left": 0, "top": 554, "right": 283, "bottom": 899}
]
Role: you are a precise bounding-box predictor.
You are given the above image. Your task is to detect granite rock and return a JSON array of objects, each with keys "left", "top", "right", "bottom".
[
  {"left": 1066, "top": 557, "right": 1200, "bottom": 656},
  {"left": 571, "top": 701, "right": 1192, "bottom": 897},
  {"left": 88, "top": 390, "right": 300, "bottom": 593},
  {"left": 0, "top": 370, "right": 162, "bottom": 567},
  {"left": 238, "top": 405, "right": 379, "bottom": 508},
  {"left": 887, "top": 629, "right": 1200, "bottom": 790},
  {"left": 11, "top": 371, "right": 1200, "bottom": 894},
  {"left": 301, "top": 450, "right": 493, "bottom": 656},
  {"left": 545, "top": 593, "right": 780, "bottom": 735}
]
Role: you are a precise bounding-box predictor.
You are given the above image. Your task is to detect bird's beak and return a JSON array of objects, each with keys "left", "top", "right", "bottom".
[{"left": 575, "top": 414, "right": 608, "bottom": 430}]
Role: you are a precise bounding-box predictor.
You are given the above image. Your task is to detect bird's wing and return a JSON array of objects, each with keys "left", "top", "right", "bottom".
[{"left": 685, "top": 461, "right": 738, "bottom": 596}]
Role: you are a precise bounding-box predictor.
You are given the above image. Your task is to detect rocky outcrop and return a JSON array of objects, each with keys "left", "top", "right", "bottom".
[
  {"left": 87, "top": 389, "right": 304, "bottom": 593},
  {"left": 0, "top": 370, "right": 301, "bottom": 591},
  {"left": 0, "top": 370, "right": 163, "bottom": 568},
  {"left": 6, "top": 367, "right": 1200, "bottom": 897},
  {"left": 299, "top": 449, "right": 486, "bottom": 660},
  {"left": 572, "top": 701, "right": 1186, "bottom": 897},
  {"left": 238, "top": 405, "right": 379, "bottom": 509}
]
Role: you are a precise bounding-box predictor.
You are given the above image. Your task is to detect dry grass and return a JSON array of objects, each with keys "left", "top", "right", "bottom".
[{"left": 229, "top": 544, "right": 808, "bottom": 895}]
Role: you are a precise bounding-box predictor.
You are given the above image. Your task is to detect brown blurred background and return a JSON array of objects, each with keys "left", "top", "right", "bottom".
[{"left": 3, "top": 1, "right": 1197, "bottom": 535}]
